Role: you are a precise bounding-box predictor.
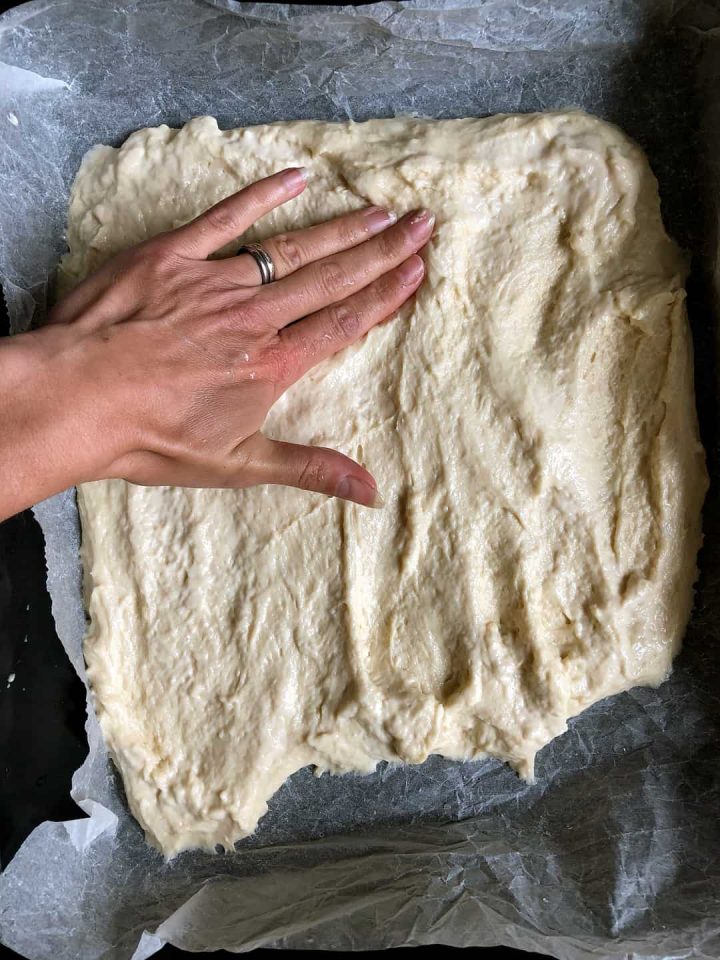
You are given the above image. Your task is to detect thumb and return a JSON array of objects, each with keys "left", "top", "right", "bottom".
[{"left": 247, "top": 435, "right": 384, "bottom": 508}]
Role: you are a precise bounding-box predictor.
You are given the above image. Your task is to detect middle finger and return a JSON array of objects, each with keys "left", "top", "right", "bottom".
[
  {"left": 225, "top": 205, "right": 398, "bottom": 286},
  {"left": 255, "top": 209, "right": 435, "bottom": 328}
]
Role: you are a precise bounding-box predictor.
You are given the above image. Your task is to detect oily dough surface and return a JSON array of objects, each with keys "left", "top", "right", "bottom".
[{"left": 64, "top": 113, "right": 707, "bottom": 857}]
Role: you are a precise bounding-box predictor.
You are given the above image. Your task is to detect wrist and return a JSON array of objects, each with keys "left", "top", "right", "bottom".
[
  {"left": 28, "top": 324, "right": 137, "bottom": 477},
  {"left": 0, "top": 326, "right": 128, "bottom": 518}
]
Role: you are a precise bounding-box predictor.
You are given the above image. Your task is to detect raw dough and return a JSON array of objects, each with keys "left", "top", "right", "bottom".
[{"left": 63, "top": 114, "right": 707, "bottom": 857}]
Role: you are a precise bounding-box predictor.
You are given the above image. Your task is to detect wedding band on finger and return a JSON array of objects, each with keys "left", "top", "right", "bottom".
[{"left": 236, "top": 242, "right": 276, "bottom": 284}]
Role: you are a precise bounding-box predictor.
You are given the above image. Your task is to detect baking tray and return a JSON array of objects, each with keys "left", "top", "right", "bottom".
[{"left": 1, "top": 2, "right": 720, "bottom": 958}]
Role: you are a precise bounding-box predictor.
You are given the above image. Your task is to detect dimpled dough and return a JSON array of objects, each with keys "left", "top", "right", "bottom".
[{"left": 63, "top": 114, "right": 707, "bottom": 857}]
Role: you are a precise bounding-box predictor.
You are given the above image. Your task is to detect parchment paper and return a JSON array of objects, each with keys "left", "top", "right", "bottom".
[{"left": 2, "top": 2, "right": 720, "bottom": 958}]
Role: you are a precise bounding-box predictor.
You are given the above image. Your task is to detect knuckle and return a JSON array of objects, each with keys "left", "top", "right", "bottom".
[
  {"left": 261, "top": 344, "right": 297, "bottom": 385},
  {"left": 297, "top": 456, "right": 328, "bottom": 492},
  {"left": 147, "top": 246, "right": 178, "bottom": 277},
  {"left": 135, "top": 237, "right": 160, "bottom": 262},
  {"left": 377, "top": 228, "right": 406, "bottom": 261},
  {"left": 317, "top": 260, "right": 348, "bottom": 297},
  {"left": 235, "top": 296, "right": 270, "bottom": 329},
  {"left": 203, "top": 202, "right": 240, "bottom": 235},
  {"left": 145, "top": 232, "right": 174, "bottom": 255},
  {"left": 108, "top": 247, "right": 164, "bottom": 291},
  {"left": 272, "top": 234, "right": 304, "bottom": 271},
  {"left": 377, "top": 270, "right": 402, "bottom": 300},
  {"left": 338, "top": 218, "right": 361, "bottom": 246},
  {"left": 327, "top": 303, "right": 362, "bottom": 341}
]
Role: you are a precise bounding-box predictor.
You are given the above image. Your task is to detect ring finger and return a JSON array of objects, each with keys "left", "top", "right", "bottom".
[{"left": 226, "top": 205, "right": 397, "bottom": 286}]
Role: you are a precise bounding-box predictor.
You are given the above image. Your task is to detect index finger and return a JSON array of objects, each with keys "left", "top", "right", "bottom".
[{"left": 169, "top": 167, "right": 308, "bottom": 260}]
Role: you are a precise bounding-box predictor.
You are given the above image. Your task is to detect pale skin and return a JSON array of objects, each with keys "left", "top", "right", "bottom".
[{"left": 0, "top": 167, "right": 434, "bottom": 522}]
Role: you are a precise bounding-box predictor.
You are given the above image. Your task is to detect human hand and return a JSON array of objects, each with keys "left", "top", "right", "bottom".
[{"left": 32, "top": 168, "right": 433, "bottom": 508}]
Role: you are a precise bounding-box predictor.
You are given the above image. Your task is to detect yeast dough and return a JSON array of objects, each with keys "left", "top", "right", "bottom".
[{"left": 63, "top": 114, "right": 707, "bottom": 856}]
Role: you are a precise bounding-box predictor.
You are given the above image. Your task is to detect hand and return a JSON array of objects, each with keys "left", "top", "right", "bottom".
[{"left": 14, "top": 167, "right": 432, "bottom": 515}]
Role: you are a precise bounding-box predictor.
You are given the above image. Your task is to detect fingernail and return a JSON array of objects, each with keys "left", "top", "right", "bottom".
[
  {"left": 363, "top": 206, "right": 397, "bottom": 234},
  {"left": 282, "top": 167, "right": 309, "bottom": 188},
  {"left": 398, "top": 256, "right": 425, "bottom": 286},
  {"left": 335, "top": 476, "right": 385, "bottom": 509},
  {"left": 406, "top": 208, "right": 435, "bottom": 237}
]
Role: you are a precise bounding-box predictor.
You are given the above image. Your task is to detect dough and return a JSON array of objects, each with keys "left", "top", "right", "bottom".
[{"left": 63, "top": 114, "right": 707, "bottom": 857}]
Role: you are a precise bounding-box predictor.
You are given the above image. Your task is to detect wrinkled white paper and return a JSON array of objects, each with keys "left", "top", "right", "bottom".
[{"left": 2, "top": 2, "right": 720, "bottom": 958}]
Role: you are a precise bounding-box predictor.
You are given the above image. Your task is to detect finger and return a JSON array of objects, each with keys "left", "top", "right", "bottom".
[
  {"left": 110, "top": 439, "right": 383, "bottom": 507},
  {"left": 226, "top": 205, "right": 397, "bottom": 286},
  {"left": 276, "top": 255, "right": 424, "bottom": 384},
  {"left": 254, "top": 208, "right": 434, "bottom": 328},
  {"left": 246, "top": 435, "right": 384, "bottom": 507},
  {"left": 170, "top": 167, "right": 309, "bottom": 260}
]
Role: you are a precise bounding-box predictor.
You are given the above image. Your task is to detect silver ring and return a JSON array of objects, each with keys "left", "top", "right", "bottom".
[{"left": 236, "top": 242, "right": 276, "bottom": 285}]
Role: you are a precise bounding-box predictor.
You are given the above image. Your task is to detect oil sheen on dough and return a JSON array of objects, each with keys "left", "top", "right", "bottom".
[{"left": 62, "top": 114, "right": 707, "bottom": 857}]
